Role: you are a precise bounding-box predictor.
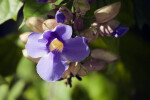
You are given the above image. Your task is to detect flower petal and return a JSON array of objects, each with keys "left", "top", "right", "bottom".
[
  {"left": 55, "top": 12, "right": 66, "bottom": 23},
  {"left": 25, "top": 32, "right": 49, "bottom": 58},
  {"left": 63, "top": 37, "right": 90, "bottom": 61},
  {"left": 53, "top": 25, "right": 72, "bottom": 41},
  {"left": 111, "top": 25, "right": 129, "bottom": 37},
  {"left": 37, "top": 51, "right": 68, "bottom": 82},
  {"left": 38, "top": 30, "right": 55, "bottom": 43}
]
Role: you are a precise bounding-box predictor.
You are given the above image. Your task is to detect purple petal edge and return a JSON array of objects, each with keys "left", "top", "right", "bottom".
[
  {"left": 37, "top": 51, "right": 68, "bottom": 82},
  {"left": 62, "top": 37, "right": 90, "bottom": 62},
  {"left": 111, "top": 25, "right": 129, "bottom": 38},
  {"left": 25, "top": 32, "right": 49, "bottom": 58}
]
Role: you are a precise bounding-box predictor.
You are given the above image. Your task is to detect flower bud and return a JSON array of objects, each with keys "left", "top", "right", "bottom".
[
  {"left": 70, "top": 62, "right": 87, "bottom": 76},
  {"left": 26, "top": 17, "right": 46, "bottom": 33},
  {"left": 83, "top": 58, "right": 107, "bottom": 71},
  {"left": 22, "top": 49, "right": 40, "bottom": 63},
  {"left": 19, "top": 32, "right": 32, "bottom": 44},
  {"left": 61, "top": 62, "right": 88, "bottom": 79},
  {"left": 94, "top": 2, "right": 121, "bottom": 23},
  {"left": 91, "top": 49, "right": 119, "bottom": 63},
  {"left": 73, "top": 0, "right": 90, "bottom": 15},
  {"left": 56, "top": 6, "right": 73, "bottom": 23},
  {"left": 98, "top": 20, "right": 120, "bottom": 36},
  {"left": 42, "top": 19, "right": 62, "bottom": 31},
  {"left": 74, "top": 16, "right": 83, "bottom": 31},
  {"left": 55, "top": 11, "right": 66, "bottom": 23},
  {"left": 80, "top": 28, "right": 98, "bottom": 43}
]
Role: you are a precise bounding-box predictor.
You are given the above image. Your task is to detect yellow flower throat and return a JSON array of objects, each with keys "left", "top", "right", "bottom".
[{"left": 49, "top": 39, "right": 63, "bottom": 52}]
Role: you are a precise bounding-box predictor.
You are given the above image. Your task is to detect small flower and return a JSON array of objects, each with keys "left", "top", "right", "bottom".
[
  {"left": 55, "top": 12, "right": 66, "bottom": 23},
  {"left": 25, "top": 25, "right": 90, "bottom": 82},
  {"left": 111, "top": 25, "right": 129, "bottom": 38}
]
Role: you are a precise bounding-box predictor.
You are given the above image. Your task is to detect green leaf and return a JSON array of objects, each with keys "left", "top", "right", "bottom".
[
  {"left": 23, "top": 0, "right": 52, "bottom": 19},
  {"left": 0, "top": 84, "right": 9, "bottom": 100},
  {"left": 0, "top": 0, "right": 23, "bottom": 24},
  {"left": 7, "top": 80, "right": 25, "bottom": 100},
  {"left": 54, "top": 0, "right": 63, "bottom": 5},
  {"left": 0, "top": 35, "right": 22, "bottom": 76}
]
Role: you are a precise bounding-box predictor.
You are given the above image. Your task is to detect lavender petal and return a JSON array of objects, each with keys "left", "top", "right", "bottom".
[
  {"left": 53, "top": 25, "right": 72, "bottom": 41},
  {"left": 37, "top": 51, "right": 68, "bottom": 82},
  {"left": 25, "top": 32, "right": 49, "bottom": 58},
  {"left": 62, "top": 37, "right": 90, "bottom": 61}
]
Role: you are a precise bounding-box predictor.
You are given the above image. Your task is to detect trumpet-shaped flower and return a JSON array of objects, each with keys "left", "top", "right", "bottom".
[{"left": 25, "top": 25, "right": 90, "bottom": 82}]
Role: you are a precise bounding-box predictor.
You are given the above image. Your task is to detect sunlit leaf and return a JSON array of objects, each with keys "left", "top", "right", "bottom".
[
  {"left": 0, "top": 84, "right": 9, "bottom": 100},
  {"left": 0, "top": 0, "right": 23, "bottom": 24},
  {"left": 23, "top": 0, "right": 52, "bottom": 19}
]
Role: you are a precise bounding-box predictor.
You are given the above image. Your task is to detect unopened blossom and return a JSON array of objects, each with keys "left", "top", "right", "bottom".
[
  {"left": 25, "top": 25, "right": 90, "bottom": 82},
  {"left": 55, "top": 6, "right": 73, "bottom": 23},
  {"left": 94, "top": 2, "right": 121, "bottom": 23},
  {"left": 42, "top": 19, "right": 62, "bottom": 31},
  {"left": 74, "top": 16, "right": 83, "bottom": 31},
  {"left": 26, "top": 17, "right": 46, "bottom": 33},
  {"left": 55, "top": 12, "right": 66, "bottom": 23}
]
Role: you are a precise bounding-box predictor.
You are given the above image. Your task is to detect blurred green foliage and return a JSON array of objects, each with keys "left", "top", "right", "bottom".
[{"left": 0, "top": 0, "right": 150, "bottom": 100}]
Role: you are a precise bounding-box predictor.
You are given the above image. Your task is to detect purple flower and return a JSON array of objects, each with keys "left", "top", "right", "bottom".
[
  {"left": 25, "top": 25, "right": 90, "bottom": 82},
  {"left": 111, "top": 25, "right": 129, "bottom": 38},
  {"left": 37, "top": 0, "right": 48, "bottom": 3},
  {"left": 55, "top": 12, "right": 66, "bottom": 23}
]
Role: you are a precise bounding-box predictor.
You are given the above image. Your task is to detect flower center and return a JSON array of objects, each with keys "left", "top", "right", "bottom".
[{"left": 49, "top": 39, "right": 63, "bottom": 52}]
